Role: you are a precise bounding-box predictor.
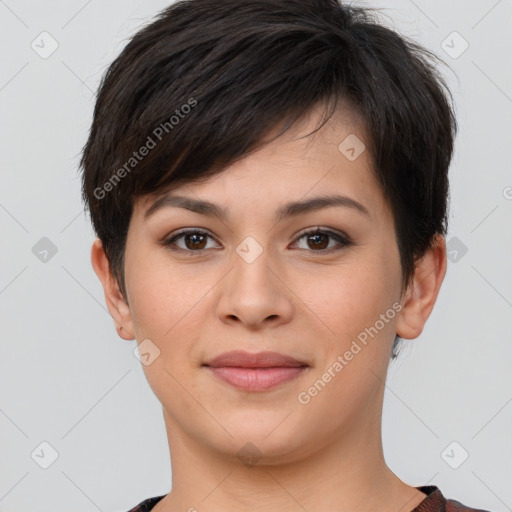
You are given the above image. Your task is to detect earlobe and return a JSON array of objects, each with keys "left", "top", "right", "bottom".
[
  {"left": 90, "top": 238, "right": 136, "bottom": 340},
  {"left": 395, "top": 234, "right": 447, "bottom": 340}
]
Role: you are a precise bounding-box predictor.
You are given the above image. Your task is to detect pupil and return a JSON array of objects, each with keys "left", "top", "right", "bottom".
[
  {"left": 309, "top": 234, "right": 327, "bottom": 249},
  {"left": 187, "top": 233, "right": 205, "bottom": 249}
]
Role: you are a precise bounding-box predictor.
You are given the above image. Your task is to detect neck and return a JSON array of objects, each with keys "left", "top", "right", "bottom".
[{"left": 154, "top": 407, "right": 426, "bottom": 512}]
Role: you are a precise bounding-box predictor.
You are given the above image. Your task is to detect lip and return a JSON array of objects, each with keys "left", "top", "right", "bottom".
[
  {"left": 203, "top": 350, "right": 309, "bottom": 392},
  {"left": 203, "top": 350, "right": 308, "bottom": 368}
]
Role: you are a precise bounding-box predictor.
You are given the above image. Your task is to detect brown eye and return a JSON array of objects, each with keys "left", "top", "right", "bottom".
[
  {"left": 182, "top": 232, "right": 208, "bottom": 250},
  {"left": 306, "top": 232, "right": 329, "bottom": 250},
  {"left": 163, "top": 227, "right": 352, "bottom": 256},
  {"left": 293, "top": 228, "right": 352, "bottom": 253},
  {"left": 163, "top": 229, "right": 219, "bottom": 254}
]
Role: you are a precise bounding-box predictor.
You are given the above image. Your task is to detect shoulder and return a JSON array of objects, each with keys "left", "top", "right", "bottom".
[
  {"left": 445, "top": 497, "right": 492, "bottom": 512},
  {"left": 124, "top": 494, "right": 167, "bottom": 512},
  {"left": 415, "top": 486, "right": 492, "bottom": 512}
]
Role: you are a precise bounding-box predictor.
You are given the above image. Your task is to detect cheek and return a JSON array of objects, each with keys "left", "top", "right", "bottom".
[
  {"left": 310, "top": 258, "right": 398, "bottom": 344},
  {"left": 124, "top": 250, "right": 215, "bottom": 359},
  {"left": 124, "top": 244, "right": 183, "bottom": 335},
  {"left": 300, "top": 258, "right": 399, "bottom": 420},
  {"left": 125, "top": 269, "right": 167, "bottom": 340},
  {"left": 125, "top": 257, "right": 204, "bottom": 396}
]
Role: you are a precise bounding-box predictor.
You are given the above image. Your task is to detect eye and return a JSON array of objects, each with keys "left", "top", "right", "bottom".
[
  {"left": 163, "top": 228, "right": 220, "bottom": 254},
  {"left": 291, "top": 227, "right": 352, "bottom": 254},
  {"left": 162, "top": 227, "right": 352, "bottom": 255}
]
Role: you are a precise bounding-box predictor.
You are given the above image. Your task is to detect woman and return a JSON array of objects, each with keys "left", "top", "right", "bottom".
[{"left": 80, "top": 0, "right": 492, "bottom": 510}]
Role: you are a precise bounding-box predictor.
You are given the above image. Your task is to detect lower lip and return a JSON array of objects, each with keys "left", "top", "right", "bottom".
[{"left": 206, "top": 366, "right": 308, "bottom": 391}]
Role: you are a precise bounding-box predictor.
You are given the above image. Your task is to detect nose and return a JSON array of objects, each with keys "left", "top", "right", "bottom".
[{"left": 215, "top": 239, "right": 294, "bottom": 330}]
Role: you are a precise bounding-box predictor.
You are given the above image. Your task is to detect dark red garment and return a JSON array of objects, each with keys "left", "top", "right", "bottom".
[{"left": 125, "top": 485, "right": 492, "bottom": 511}]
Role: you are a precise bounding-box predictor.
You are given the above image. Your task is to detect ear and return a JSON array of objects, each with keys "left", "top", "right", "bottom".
[
  {"left": 395, "top": 234, "right": 447, "bottom": 340},
  {"left": 90, "top": 238, "right": 135, "bottom": 340}
]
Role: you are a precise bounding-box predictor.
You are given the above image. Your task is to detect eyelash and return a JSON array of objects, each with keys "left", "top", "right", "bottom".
[{"left": 162, "top": 227, "right": 352, "bottom": 256}]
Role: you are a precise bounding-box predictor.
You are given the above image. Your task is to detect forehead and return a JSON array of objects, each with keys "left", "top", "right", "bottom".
[{"left": 134, "top": 102, "right": 387, "bottom": 222}]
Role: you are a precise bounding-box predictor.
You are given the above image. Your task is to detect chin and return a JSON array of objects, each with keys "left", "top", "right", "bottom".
[{"left": 212, "top": 414, "right": 311, "bottom": 464}]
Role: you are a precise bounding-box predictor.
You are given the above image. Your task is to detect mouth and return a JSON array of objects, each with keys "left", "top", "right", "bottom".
[{"left": 202, "top": 350, "right": 310, "bottom": 392}]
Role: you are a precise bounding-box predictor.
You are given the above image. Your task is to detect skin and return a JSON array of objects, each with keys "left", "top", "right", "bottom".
[{"left": 91, "top": 103, "right": 447, "bottom": 512}]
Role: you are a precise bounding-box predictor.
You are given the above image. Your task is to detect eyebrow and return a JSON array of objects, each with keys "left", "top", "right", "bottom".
[{"left": 144, "top": 193, "right": 371, "bottom": 222}]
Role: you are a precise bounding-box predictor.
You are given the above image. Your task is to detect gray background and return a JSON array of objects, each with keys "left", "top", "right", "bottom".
[{"left": 1, "top": 1, "right": 511, "bottom": 511}]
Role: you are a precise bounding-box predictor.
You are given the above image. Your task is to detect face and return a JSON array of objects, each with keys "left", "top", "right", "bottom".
[{"left": 101, "top": 104, "right": 435, "bottom": 465}]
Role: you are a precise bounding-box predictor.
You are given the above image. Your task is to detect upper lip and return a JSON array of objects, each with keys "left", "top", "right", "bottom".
[{"left": 203, "top": 350, "right": 309, "bottom": 368}]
